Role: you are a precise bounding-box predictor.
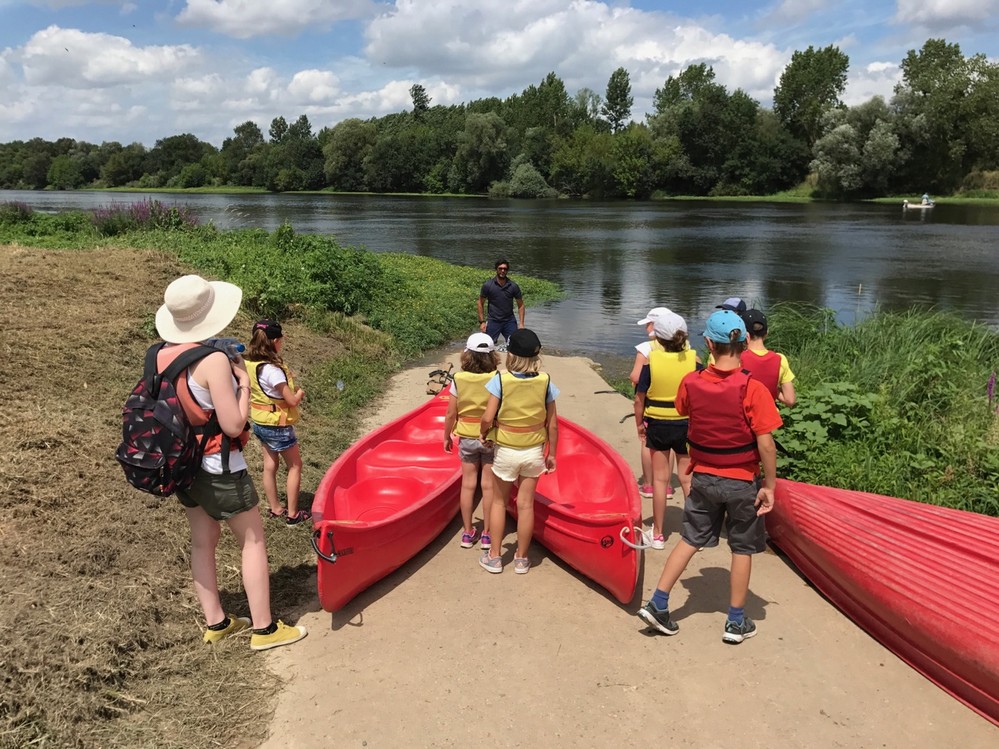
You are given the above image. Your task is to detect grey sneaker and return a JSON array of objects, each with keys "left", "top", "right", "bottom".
[
  {"left": 513, "top": 556, "right": 531, "bottom": 575},
  {"left": 479, "top": 552, "right": 503, "bottom": 574},
  {"left": 723, "top": 617, "right": 757, "bottom": 644},
  {"left": 637, "top": 601, "right": 679, "bottom": 635}
]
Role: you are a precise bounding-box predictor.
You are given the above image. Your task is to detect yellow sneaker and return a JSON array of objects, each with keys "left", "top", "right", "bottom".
[
  {"left": 203, "top": 615, "right": 251, "bottom": 644},
  {"left": 250, "top": 620, "right": 308, "bottom": 651}
]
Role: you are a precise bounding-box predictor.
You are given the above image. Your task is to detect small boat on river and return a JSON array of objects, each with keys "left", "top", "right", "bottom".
[
  {"left": 508, "top": 416, "right": 643, "bottom": 604},
  {"left": 311, "top": 393, "right": 461, "bottom": 613},
  {"left": 766, "top": 479, "right": 999, "bottom": 725},
  {"left": 902, "top": 199, "right": 935, "bottom": 211}
]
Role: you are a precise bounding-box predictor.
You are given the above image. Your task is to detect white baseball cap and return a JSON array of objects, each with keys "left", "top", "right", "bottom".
[
  {"left": 653, "top": 311, "right": 687, "bottom": 339},
  {"left": 637, "top": 307, "right": 671, "bottom": 325},
  {"left": 464, "top": 332, "right": 495, "bottom": 352}
]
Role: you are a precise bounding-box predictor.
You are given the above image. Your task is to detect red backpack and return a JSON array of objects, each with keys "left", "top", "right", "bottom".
[{"left": 115, "top": 343, "right": 221, "bottom": 496}]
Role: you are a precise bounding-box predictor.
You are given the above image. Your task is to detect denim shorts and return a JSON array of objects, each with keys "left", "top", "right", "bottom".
[
  {"left": 252, "top": 423, "right": 299, "bottom": 453},
  {"left": 457, "top": 437, "right": 494, "bottom": 464}
]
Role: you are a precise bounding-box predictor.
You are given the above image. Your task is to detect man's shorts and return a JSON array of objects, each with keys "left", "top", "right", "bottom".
[
  {"left": 644, "top": 418, "right": 689, "bottom": 454},
  {"left": 492, "top": 445, "right": 546, "bottom": 482},
  {"left": 252, "top": 423, "right": 299, "bottom": 453},
  {"left": 680, "top": 473, "right": 767, "bottom": 554},
  {"left": 458, "top": 437, "right": 494, "bottom": 464},
  {"left": 177, "top": 469, "right": 259, "bottom": 521}
]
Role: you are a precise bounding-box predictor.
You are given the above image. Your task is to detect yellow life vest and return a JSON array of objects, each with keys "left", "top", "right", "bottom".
[
  {"left": 453, "top": 371, "right": 495, "bottom": 439},
  {"left": 495, "top": 372, "right": 550, "bottom": 448},
  {"left": 246, "top": 359, "right": 300, "bottom": 427},
  {"left": 644, "top": 349, "right": 697, "bottom": 420}
]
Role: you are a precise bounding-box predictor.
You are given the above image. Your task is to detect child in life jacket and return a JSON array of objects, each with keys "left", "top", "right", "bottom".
[
  {"left": 478, "top": 329, "right": 559, "bottom": 575},
  {"left": 739, "top": 309, "right": 796, "bottom": 407},
  {"left": 633, "top": 311, "right": 701, "bottom": 549},
  {"left": 630, "top": 308, "right": 676, "bottom": 503},
  {"left": 443, "top": 332, "right": 501, "bottom": 550},
  {"left": 155, "top": 275, "right": 306, "bottom": 650},
  {"left": 638, "top": 310, "right": 782, "bottom": 645},
  {"left": 244, "top": 320, "right": 309, "bottom": 525}
]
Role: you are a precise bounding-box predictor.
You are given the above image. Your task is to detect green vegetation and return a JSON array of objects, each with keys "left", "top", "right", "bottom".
[
  {"left": 766, "top": 303, "right": 999, "bottom": 516},
  {"left": 3, "top": 38, "right": 998, "bottom": 200}
]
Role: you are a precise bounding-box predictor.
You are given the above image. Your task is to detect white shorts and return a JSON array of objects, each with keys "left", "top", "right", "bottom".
[{"left": 491, "top": 445, "right": 546, "bottom": 482}]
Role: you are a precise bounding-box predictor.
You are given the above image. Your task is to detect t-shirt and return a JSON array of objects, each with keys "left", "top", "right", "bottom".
[
  {"left": 484, "top": 372, "right": 559, "bottom": 402},
  {"left": 256, "top": 362, "right": 289, "bottom": 400},
  {"left": 479, "top": 278, "right": 522, "bottom": 322},
  {"left": 675, "top": 364, "right": 782, "bottom": 482},
  {"left": 187, "top": 373, "right": 249, "bottom": 475},
  {"left": 743, "top": 348, "right": 795, "bottom": 385}
]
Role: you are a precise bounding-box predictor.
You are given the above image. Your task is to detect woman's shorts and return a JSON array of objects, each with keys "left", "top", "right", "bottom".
[
  {"left": 680, "top": 473, "right": 767, "bottom": 554},
  {"left": 492, "top": 445, "right": 546, "bottom": 483},
  {"left": 252, "top": 423, "right": 298, "bottom": 453},
  {"left": 644, "top": 418, "right": 689, "bottom": 454},
  {"left": 177, "top": 469, "right": 259, "bottom": 521},
  {"left": 458, "top": 437, "right": 494, "bottom": 464}
]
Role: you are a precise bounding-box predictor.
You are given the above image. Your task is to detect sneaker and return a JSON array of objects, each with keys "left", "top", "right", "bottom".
[
  {"left": 513, "top": 556, "right": 531, "bottom": 574},
  {"left": 267, "top": 508, "right": 287, "bottom": 520},
  {"left": 286, "top": 509, "right": 312, "bottom": 526},
  {"left": 722, "top": 617, "right": 758, "bottom": 644},
  {"left": 639, "top": 484, "right": 653, "bottom": 498},
  {"left": 637, "top": 601, "right": 679, "bottom": 635},
  {"left": 460, "top": 529, "right": 481, "bottom": 548},
  {"left": 642, "top": 528, "right": 666, "bottom": 550},
  {"left": 480, "top": 532, "right": 492, "bottom": 550},
  {"left": 479, "top": 551, "right": 503, "bottom": 574},
  {"left": 666, "top": 485, "right": 674, "bottom": 499},
  {"left": 203, "top": 614, "right": 250, "bottom": 644},
  {"left": 250, "top": 620, "right": 308, "bottom": 651}
]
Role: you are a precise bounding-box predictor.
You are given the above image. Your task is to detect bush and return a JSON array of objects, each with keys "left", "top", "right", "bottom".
[
  {"left": 91, "top": 199, "right": 199, "bottom": 236},
  {"left": 0, "top": 201, "right": 33, "bottom": 224}
]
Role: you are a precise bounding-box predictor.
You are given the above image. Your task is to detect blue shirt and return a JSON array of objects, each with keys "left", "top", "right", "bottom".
[
  {"left": 479, "top": 277, "right": 522, "bottom": 322},
  {"left": 485, "top": 372, "right": 559, "bottom": 402}
]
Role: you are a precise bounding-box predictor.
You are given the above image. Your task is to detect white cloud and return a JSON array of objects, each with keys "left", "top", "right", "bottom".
[
  {"left": 843, "top": 60, "right": 901, "bottom": 105},
  {"left": 769, "top": 0, "right": 827, "bottom": 23},
  {"left": 176, "top": 0, "right": 378, "bottom": 39},
  {"left": 894, "top": 0, "right": 999, "bottom": 29},
  {"left": 19, "top": 26, "right": 199, "bottom": 88},
  {"left": 288, "top": 69, "right": 340, "bottom": 104}
]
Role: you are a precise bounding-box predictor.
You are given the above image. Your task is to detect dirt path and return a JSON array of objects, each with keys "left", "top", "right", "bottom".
[{"left": 258, "top": 354, "right": 997, "bottom": 749}]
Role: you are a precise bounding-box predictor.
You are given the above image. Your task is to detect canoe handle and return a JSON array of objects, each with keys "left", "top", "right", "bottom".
[
  {"left": 619, "top": 526, "right": 651, "bottom": 551},
  {"left": 311, "top": 528, "right": 338, "bottom": 564}
]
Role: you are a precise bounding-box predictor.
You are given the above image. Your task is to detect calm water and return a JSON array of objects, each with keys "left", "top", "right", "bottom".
[{"left": 6, "top": 190, "right": 999, "bottom": 370}]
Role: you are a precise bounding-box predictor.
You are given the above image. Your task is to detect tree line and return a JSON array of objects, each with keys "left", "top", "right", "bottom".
[{"left": 2, "top": 38, "right": 997, "bottom": 199}]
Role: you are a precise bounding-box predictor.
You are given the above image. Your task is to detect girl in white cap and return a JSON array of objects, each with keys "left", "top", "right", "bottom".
[
  {"left": 631, "top": 308, "right": 676, "bottom": 502},
  {"left": 155, "top": 274, "right": 306, "bottom": 651},
  {"left": 443, "top": 332, "right": 501, "bottom": 550}
]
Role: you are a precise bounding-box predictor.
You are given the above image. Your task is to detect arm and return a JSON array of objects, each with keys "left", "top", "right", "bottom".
[
  {"left": 777, "top": 381, "right": 796, "bottom": 407},
  {"left": 443, "top": 394, "right": 458, "bottom": 452},
  {"left": 201, "top": 351, "right": 250, "bottom": 437},
  {"left": 480, "top": 394, "right": 500, "bottom": 442},
  {"left": 634, "top": 392, "right": 647, "bottom": 442},
  {"left": 544, "top": 400, "right": 558, "bottom": 471},
  {"left": 628, "top": 352, "right": 646, "bottom": 386},
  {"left": 754, "top": 432, "right": 777, "bottom": 515},
  {"left": 276, "top": 381, "right": 306, "bottom": 407},
  {"left": 477, "top": 296, "right": 487, "bottom": 333},
  {"left": 516, "top": 296, "right": 525, "bottom": 328}
]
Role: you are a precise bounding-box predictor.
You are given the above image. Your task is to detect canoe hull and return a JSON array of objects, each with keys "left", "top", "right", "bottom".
[
  {"left": 312, "top": 394, "right": 461, "bottom": 613},
  {"left": 508, "top": 417, "right": 642, "bottom": 604},
  {"left": 767, "top": 479, "right": 999, "bottom": 725}
]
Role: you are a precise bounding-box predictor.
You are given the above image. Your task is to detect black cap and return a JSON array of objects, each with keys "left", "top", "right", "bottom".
[
  {"left": 741, "top": 308, "right": 768, "bottom": 337},
  {"left": 253, "top": 319, "right": 283, "bottom": 339},
  {"left": 507, "top": 328, "right": 542, "bottom": 357}
]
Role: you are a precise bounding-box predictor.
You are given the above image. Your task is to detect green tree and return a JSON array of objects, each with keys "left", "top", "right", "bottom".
[
  {"left": 220, "top": 121, "right": 265, "bottom": 186},
  {"left": 324, "top": 118, "right": 378, "bottom": 191},
  {"left": 602, "top": 67, "right": 633, "bottom": 133},
  {"left": 773, "top": 45, "right": 850, "bottom": 148},
  {"left": 549, "top": 125, "right": 615, "bottom": 197},
  {"left": 448, "top": 112, "right": 510, "bottom": 193},
  {"left": 269, "top": 116, "right": 289, "bottom": 144},
  {"left": 146, "top": 133, "right": 216, "bottom": 184},
  {"left": 47, "top": 154, "right": 82, "bottom": 189},
  {"left": 410, "top": 84, "right": 431, "bottom": 119},
  {"left": 100, "top": 143, "right": 147, "bottom": 187}
]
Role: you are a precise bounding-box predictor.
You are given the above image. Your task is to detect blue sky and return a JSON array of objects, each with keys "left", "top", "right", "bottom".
[{"left": 1, "top": 0, "right": 996, "bottom": 147}]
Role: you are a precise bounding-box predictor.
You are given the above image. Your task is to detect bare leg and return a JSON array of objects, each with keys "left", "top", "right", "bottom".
[
  {"left": 185, "top": 506, "right": 224, "bottom": 625},
  {"left": 480, "top": 463, "right": 495, "bottom": 536},
  {"left": 654, "top": 539, "right": 699, "bottom": 593},
  {"left": 489, "top": 476, "right": 513, "bottom": 560},
  {"left": 650, "top": 449, "right": 670, "bottom": 537},
  {"left": 675, "top": 453, "right": 692, "bottom": 501},
  {"left": 459, "top": 462, "right": 479, "bottom": 533},
  {"left": 282, "top": 444, "right": 303, "bottom": 516},
  {"left": 225, "top": 508, "right": 273, "bottom": 629},
  {"left": 514, "top": 475, "right": 539, "bottom": 558},
  {"left": 730, "top": 553, "right": 752, "bottom": 609},
  {"left": 639, "top": 444, "right": 653, "bottom": 486},
  {"left": 260, "top": 445, "right": 282, "bottom": 515}
]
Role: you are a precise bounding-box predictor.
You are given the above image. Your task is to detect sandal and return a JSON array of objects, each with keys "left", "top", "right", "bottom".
[
  {"left": 267, "top": 508, "right": 288, "bottom": 520},
  {"left": 286, "top": 509, "right": 313, "bottom": 526}
]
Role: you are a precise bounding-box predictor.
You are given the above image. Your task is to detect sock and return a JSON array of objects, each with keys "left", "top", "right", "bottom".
[
  {"left": 728, "top": 606, "right": 745, "bottom": 624},
  {"left": 206, "top": 616, "right": 231, "bottom": 631},
  {"left": 651, "top": 589, "right": 670, "bottom": 610},
  {"left": 253, "top": 621, "right": 278, "bottom": 636}
]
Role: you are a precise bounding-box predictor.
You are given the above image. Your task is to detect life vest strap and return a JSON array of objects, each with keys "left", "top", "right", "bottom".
[
  {"left": 646, "top": 398, "right": 675, "bottom": 409},
  {"left": 457, "top": 415, "right": 482, "bottom": 423},
  {"left": 687, "top": 438, "right": 757, "bottom": 455},
  {"left": 497, "top": 421, "right": 546, "bottom": 433},
  {"left": 251, "top": 403, "right": 278, "bottom": 412}
]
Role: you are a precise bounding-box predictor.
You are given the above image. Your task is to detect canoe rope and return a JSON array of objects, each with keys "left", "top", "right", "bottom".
[{"left": 619, "top": 526, "right": 651, "bottom": 550}]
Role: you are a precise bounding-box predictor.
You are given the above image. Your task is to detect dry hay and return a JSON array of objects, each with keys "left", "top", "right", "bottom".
[{"left": 0, "top": 245, "right": 342, "bottom": 748}]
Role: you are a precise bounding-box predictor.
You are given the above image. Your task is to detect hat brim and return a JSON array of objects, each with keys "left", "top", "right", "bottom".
[
  {"left": 637, "top": 317, "right": 653, "bottom": 325},
  {"left": 155, "top": 281, "right": 243, "bottom": 343}
]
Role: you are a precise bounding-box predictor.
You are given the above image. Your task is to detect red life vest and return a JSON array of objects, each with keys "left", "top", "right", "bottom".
[
  {"left": 157, "top": 344, "right": 249, "bottom": 461},
  {"left": 741, "top": 350, "right": 781, "bottom": 400},
  {"left": 684, "top": 369, "right": 760, "bottom": 466}
]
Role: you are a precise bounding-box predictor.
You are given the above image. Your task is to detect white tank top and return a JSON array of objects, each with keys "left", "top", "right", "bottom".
[{"left": 187, "top": 373, "right": 249, "bottom": 475}]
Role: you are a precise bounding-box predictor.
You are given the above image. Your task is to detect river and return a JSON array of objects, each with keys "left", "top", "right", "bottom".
[{"left": 5, "top": 190, "right": 999, "bottom": 370}]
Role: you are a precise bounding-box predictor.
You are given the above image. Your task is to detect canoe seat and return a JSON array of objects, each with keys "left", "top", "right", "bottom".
[
  {"left": 334, "top": 476, "right": 425, "bottom": 522},
  {"left": 355, "top": 440, "right": 456, "bottom": 482},
  {"left": 550, "top": 453, "right": 617, "bottom": 507}
]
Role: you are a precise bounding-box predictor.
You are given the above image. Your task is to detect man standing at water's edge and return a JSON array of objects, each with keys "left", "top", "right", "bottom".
[{"left": 478, "top": 258, "right": 525, "bottom": 345}]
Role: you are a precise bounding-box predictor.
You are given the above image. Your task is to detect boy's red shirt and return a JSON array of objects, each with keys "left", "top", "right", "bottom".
[{"left": 676, "top": 364, "right": 783, "bottom": 481}]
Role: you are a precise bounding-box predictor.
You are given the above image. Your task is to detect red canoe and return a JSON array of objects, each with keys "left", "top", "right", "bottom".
[
  {"left": 311, "top": 394, "right": 461, "bottom": 613},
  {"left": 767, "top": 479, "right": 999, "bottom": 725},
  {"left": 508, "top": 416, "right": 643, "bottom": 604}
]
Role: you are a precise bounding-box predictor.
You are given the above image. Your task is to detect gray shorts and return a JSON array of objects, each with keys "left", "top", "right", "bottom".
[
  {"left": 177, "top": 469, "right": 259, "bottom": 521},
  {"left": 680, "top": 473, "right": 767, "bottom": 554},
  {"left": 458, "top": 437, "right": 494, "bottom": 464}
]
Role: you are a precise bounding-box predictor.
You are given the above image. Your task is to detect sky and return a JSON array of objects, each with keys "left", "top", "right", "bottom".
[{"left": 0, "top": 0, "right": 997, "bottom": 147}]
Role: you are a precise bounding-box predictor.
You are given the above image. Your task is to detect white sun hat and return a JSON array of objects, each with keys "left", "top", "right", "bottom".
[{"left": 155, "top": 274, "right": 243, "bottom": 343}]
